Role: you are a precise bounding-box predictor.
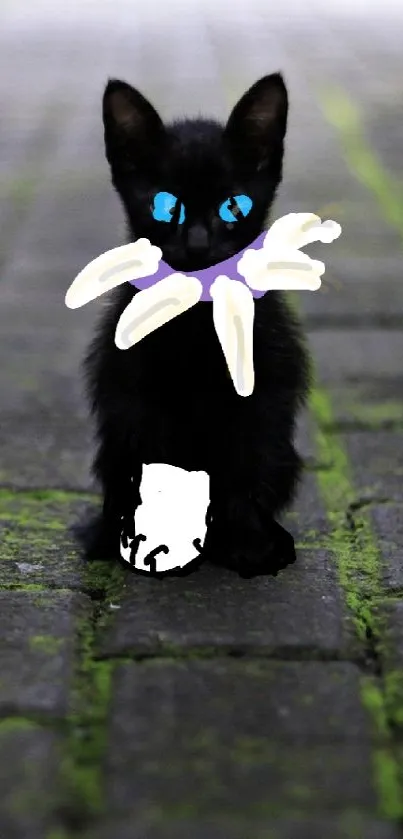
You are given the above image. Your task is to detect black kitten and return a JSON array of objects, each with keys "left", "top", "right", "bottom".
[{"left": 77, "top": 73, "right": 311, "bottom": 578}]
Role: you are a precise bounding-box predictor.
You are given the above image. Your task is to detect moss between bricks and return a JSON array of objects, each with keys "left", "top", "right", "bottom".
[
  {"left": 0, "top": 718, "right": 39, "bottom": 734},
  {"left": 57, "top": 559, "right": 127, "bottom": 827},
  {"left": 310, "top": 384, "right": 403, "bottom": 819},
  {"left": 30, "top": 635, "right": 65, "bottom": 655},
  {"left": 315, "top": 397, "right": 403, "bottom": 432},
  {"left": 0, "top": 487, "right": 98, "bottom": 504}
]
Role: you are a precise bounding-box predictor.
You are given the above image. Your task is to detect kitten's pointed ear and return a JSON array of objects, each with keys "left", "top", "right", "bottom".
[
  {"left": 224, "top": 73, "right": 288, "bottom": 171},
  {"left": 103, "top": 79, "right": 165, "bottom": 168}
]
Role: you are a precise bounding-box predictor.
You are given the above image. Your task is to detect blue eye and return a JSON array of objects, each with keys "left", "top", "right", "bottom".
[
  {"left": 218, "top": 194, "right": 253, "bottom": 223},
  {"left": 152, "top": 191, "right": 185, "bottom": 224}
]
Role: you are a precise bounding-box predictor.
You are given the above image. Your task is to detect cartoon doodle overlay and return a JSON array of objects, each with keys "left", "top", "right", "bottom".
[
  {"left": 65, "top": 212, "right": 341, "bottom": 398},
  {"left": 65, "top": 213, "right": 341, "bottom": 574},
  {"left": 120, "top": 463, "right": 210, "bottom": 575}
]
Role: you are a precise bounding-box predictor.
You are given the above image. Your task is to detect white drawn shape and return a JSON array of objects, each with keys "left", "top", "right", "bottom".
[
  {"left": 262, "top": 213, "right": 342, "bottom": 251},
  {"left": 120, "top": 463, "right": 210, "bottom": 573},
  {"left": 238, "top": 247, "right": 325, "bottom": 292},
  {"left": 65, "top": 238, "right": 162, "bottom": 309},
  {"left": 210, "top": 275, "right": 255, "bottom": 398},
  {"left": 237, "top": 212, "right": 342, "bottom": 293},
  {"left": 115, "top": 273, "right": 203, "bottom": 350},
  {"left": 65, "top": 213, "right": 342, "bottom": 400}
]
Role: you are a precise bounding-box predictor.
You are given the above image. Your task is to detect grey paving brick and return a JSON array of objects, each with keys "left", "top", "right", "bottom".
[
  {"left": 0, "top": 522, "right": 83, "bottom": 590},
  {"left": 0, "top": 591, "right": 90, "bottom": 715},
  {"left": 283, "top": 469, "right": 330, "bottom": 544},
  {"left": 342, "top": 432, "right": 403, "bottom": 504},
  {"left": 0, "top": 492, "right": 97, "bottom": 589},
  {"left": 0, "top": 316, "right": 96, "bottom": 489},
  {"left": 83, "top": 816, "right": 402, "bottom": 839},
  {"left": 0, "top": 722, "right": 61, "bottom": 839},
  {"left": 98, "top": 465, "right": 347, "bottom": 659},
  {"left": 375, "top": 600, "right": 403, "bottom": 672},
  {"left": 309, "top": 331, "right": 403, "bottom": 384},
  {"left": 0, "top": 409, "right": 93, "bottom": 492},
  {"left": 98, "top": 546, "right": 353, "bottom": 659},
  {"left": 298, "top": 257, "right": 403, "bottom": 326},
  {"left": 102, "top": 661, "right": 376, "bottom": 821},
  {"left": 294, "top": 410, "right": 321, "bottom": 468},
  {"left": 369, "top": 505, "right": 403, "bottom": 590},
  {"left": 313, "top": 381, "right": 403, "bottom": 430}
]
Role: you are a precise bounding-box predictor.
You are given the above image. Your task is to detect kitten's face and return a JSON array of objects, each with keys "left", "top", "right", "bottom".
[{"left": 103, "top": 75, "right": 288, "bottom": 273}]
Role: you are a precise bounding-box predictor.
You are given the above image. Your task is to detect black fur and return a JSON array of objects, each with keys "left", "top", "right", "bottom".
[{"left": 76, "top": 73, "right": 311, "bottom": 578}]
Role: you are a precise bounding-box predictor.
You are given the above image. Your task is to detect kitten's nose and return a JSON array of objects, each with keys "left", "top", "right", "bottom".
[{"left": 187, "top": 224, "right": 209, "bottom": 254}]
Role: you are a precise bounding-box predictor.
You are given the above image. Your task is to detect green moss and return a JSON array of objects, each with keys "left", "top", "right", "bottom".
[
  {"left": 0, "top": 717, "right": 38, "bottom": 734},
  {"left": 5, "top": 174, "right": 38, "bottom": 205},
  {"left": 0, "top": 583, "right": 48, "bottom": 592},
  {"left": 310, "top": 388, "right": 383, "bottom": 635},
  {"left": 0, "top": 169, "right": 107, "bottom": 202},
  {"left": 309, "top": 384, "right": 403, "bottom": 817},
  {"left": 0, "top": 517, "right": 66, "bottom": 532},
  {"left": 61, "top": 661, "right": 114, "bottom": 817},
  {"left": 0, "top": 487, "right": 98, "bottom": 504},
  {"left": 295, "top": 541, "right": 326, "bottom": 550},
  {"left": 58, "top": 558, "right": 126, "bottom": 821},
  {"left": 383, "top": 671, "right": 403, "bottom": 729},
  {"left": 287, "top": 784, "right": 312, "bottom": 803},
  {"left": 312, "top": 384, "right": 403, "bottom": 431},
  {"left": 0, "top": 488, "right": 98, "bottom": 546},
  {"left": 373, "top": 750, "right": 403, "bottom": 819},
  {"left": 30, "top": 635, "right": 65, "bottom": 655},
  {"left": 342, "top": 401, "right": 403, "bottom": 430},
  {"left": 361, "top": 677, "right": 389, "bottom": 738},
  {"left": 147, "top": 642, "right": 230, "bottom": 659},
  {"left": 230, "top": 736, "right": 276, "bottom": 766},
  {"left": 83, "top": 559, "right": 127, "bottom": 603}
]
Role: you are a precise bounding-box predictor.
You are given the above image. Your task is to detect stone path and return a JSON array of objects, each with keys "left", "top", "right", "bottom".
[{"left": 1, "top": 1, "right": 403, "bottom": 837}]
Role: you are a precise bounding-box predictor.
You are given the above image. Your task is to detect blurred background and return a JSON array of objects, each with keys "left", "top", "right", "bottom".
[{"left": 1, "top": 0, "right": 402, "bottom": 488}]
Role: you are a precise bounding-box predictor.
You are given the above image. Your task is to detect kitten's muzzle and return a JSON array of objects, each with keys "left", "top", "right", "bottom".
[{"left": 187, "top": 223, "right": 209, "bottom": 258}]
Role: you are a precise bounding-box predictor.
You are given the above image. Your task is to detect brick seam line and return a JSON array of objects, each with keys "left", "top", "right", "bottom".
[
  {"left": 0, "top": 488, "right": 98, "bottom": 503},
  {"left": 310, "top": 385, "right": 403, "bottom": 821},
  {"left": 49, "top": 559, "right": 128, "bottom": 836}
]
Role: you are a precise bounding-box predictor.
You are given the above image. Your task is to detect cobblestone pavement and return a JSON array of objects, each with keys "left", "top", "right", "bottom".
[{"left": 1, "top": 0, "right": 403, "bottom": 836}]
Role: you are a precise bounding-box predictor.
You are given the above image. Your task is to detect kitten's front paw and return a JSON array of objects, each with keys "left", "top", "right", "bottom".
[
  {"left": 237, "top": 522, "right": 296, "bottom": 579},
  {"left": 206, "top": 519, "right": 296, "bottom": 578},
  {"left": 72, "top": 513, "right": 121, "bottom": 562}
]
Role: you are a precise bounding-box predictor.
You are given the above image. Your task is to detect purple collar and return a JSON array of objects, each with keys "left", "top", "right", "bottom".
[{"left": 129, "top": 232, "right": 267, "bottom": 301}]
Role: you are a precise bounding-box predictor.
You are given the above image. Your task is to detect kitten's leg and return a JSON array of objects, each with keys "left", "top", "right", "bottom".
[
  {"left": 75, "top": 430, "right": 142, "bottom": 562},
  {"left": 204, "top": 419, "right": 302, "bottom": 578}
]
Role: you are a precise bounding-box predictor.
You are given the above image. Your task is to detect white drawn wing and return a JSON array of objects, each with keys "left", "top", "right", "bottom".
[
  {"left": 238, "top": 247, "right": 325, "bottom": 291},
  {"left": 210, "top": 275, "right": 255, "bottom": 397},
  {"left": 65, "top": 238, "right": 162, "bottom": 309},
  {"left": 263, "top": 213, "right": 342, "bottom": 251},
  {"left": 115, "top": 273, "right": 203, "bottom": 349}
]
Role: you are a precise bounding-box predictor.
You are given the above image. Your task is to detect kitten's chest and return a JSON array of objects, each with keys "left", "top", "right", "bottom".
[{"left": 141, "top": 302, "right": 228, "bottom": 387}]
